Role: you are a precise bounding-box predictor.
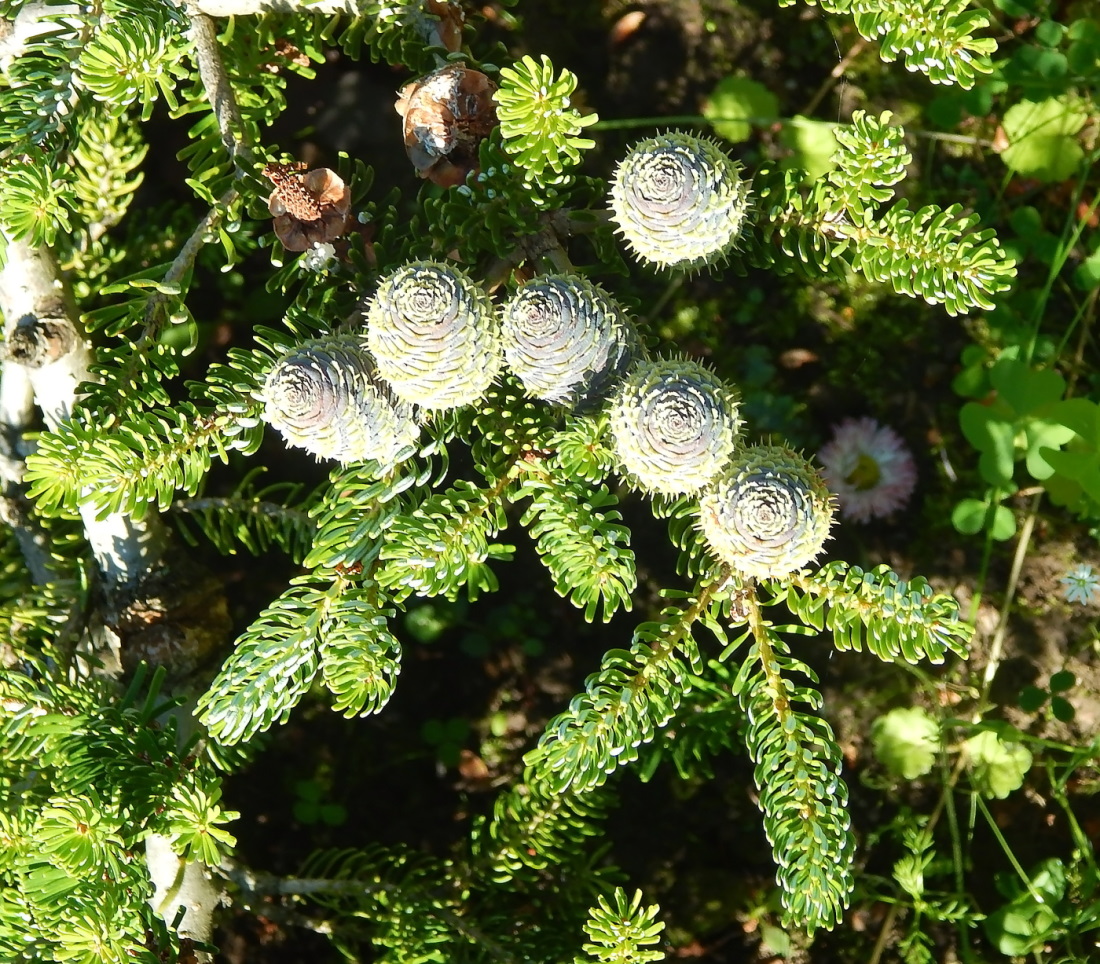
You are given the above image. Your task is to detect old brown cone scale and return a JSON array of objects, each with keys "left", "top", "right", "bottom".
[
  {"left": 395, "top": 64, "right": 498, "bottom": 188},
  {"left": 263, "top": 162, "right": 352, "bottom": 251}
]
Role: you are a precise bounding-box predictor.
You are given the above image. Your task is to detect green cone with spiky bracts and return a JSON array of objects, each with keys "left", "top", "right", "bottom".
[
  {"left": 699, "top": 445, "right": 835, "bottom": 579},
  {"left": 500, "top": 274, "right": 639, "bottom": 410},
  {"left": 365, "top": 261, "right": 502, "bottom": 411},
  {"left": 609, "top": 132, "right": 751, "bottom": 272},
  {"left": 261, "top": 336, "right": 420, "bottom": 467},
  {"left": 608, "top": 357, "right": 741, "bottom": 496}
]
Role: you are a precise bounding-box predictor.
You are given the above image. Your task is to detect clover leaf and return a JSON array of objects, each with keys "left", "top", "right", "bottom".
[
  {"left": 1001, "top": 96, "right": 1087, "bottom": 182},
  {"left": 964, "top": 730, "right": 1033, "bottom": 798},
  {"left": 871, "top": 706, "right": 940, "bottom": 779}
]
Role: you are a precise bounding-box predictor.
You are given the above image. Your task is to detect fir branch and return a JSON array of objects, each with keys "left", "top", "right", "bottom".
[
  {"left": 0, "top": 3, "right": 81, "bottom": 73},
  {"left": 637, "top": 654, "right": 745, "bottom": 782},
  {"left": 197, "top": 575, "right": 326, "bottom": 744},
  {"left": 749, "top": 167, "right": 1015, "bottom": 315},
  {"left": 130, "top": 187, "right": 240, "bottom": 360},
  {"left": 843, "top": 200, "right": 1015, "bottom": 316},
  {"left": 317, "top": 581, "right": 401, "bottom": 718},
  {"left": 184, "top": 3, "right": 255, "bottom": 171},
  {"left": 192, "top": 0, "right": 361, "bottom": 13},
  {"left": 170, "top": 486, "right": 315, "bottom": 562},
  {"left": 24, "top": 403, "right": 261, "bottom": 523},
  {"left": 198, "top": 571, "right": 401, "bottom": 742},
  {"left": 474, "top": 783, "right": 612, "bottom": 883},
  {"left": 304, "top": 459, "right": 424, "bottom": 571},
  {"left": 495, "top": 54, "right": 598, "bottom": 187},
  {"left": 228, "top": 851, "right": 523, "bottom": 964},
  {"left": 0, "top": 233, "right": 171, "bottom": 584},
  {"left": 547, "top": 413, "right": 616, "bottom": 485},
  {"left": 0, "top": 3, "right": 90, "bottom": 148},
  {"left": 376, "top": 475, "right": 516, "bottom": 603},
  {"left": 517, "top": 459, "right": 635, "bottom": 623},
  {"left": 781, "top": 562, "right": 972, "bottom": 664},
  {"left": 576, "top": 888, "right": 665, "bottom": 964},
  {"left": 738, "top": 595, "right": 855, "bottom": 933},
  {"left": 804, "top": 0, "right": 997, "bottom": 88},
  {"left": 523, "top": 580, "right": 729, "bottom": 795},
  {"left": 69, "top": 112, "right": 148, "bottom": 244},
  {"left": 826, "top": 109, "right": 911, "bottom": 212},
  {"left": 849, "top": 0, "right": 996, "bottom": 88}
]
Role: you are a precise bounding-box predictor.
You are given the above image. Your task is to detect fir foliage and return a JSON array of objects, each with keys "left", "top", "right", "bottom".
[
  {"left": 475, "top": 784, "right": 613, "bottom": 883},
  {"left": 518, "top": 466, "right": 635, "bottom": 623},
  {"left": 0, "top": 663, "right": 230, "bottom": 964},
  {"left": 171, "top": 473, "right": 315, "bottom": 563},
  {"left": 495, "top": 54, "right": 598, "bottom": 188},
  {"left": 197, "top": 571, "right": 400, "bottom": 744},
  {"left": 548, "top": 413, "right": 617, "bottom": 485},
  {"left": 24, "top": 404, "right": 261, "bottom": 521},
  {"left": 0, "top": 0, "right": 1006, "bottom": 955},
  {"left": 376, "top": 477, "right": 515, "bottom": 603},
  {"left": 781, "top": 562, "right": 974, "bottom": 664},
  {"left": 746, "top": 110, "right": 1016, "bottom": 315},
  {"left": 790, "top": 0, "right": 997, "bottom": 87},
  {"left": 735, "top": 604, "right": 855, "bottom": 933},
  {"left": 523, "top": 585, "right": 727, "bottom": 795},
  {"left": 576, "top": 888, "right": 666, "bottom": 964},
  {"left": 297, "top": 845, "right": 467, "bottom": 958}
]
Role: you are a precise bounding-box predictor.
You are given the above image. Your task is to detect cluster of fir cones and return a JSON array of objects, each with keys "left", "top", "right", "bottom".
[{"left": 258, "top": 44, "right": 921, "bottom": 587}]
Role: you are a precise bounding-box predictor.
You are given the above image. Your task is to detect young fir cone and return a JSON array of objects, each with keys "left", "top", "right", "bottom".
[
  {"left": 365, "top": 261, "right": 502, "bottom": 411},
  {"left": 608, "top": 357, "right": 741, "bottom": 496},
  {"left": 260, "top": 336, "right": 419, "bottom": 467},
  {"left": 500, "top": 274, "right": 639, "bottom": 410},
  {"left": 699, "top": 445, "right": 835, "bottom": 580},
  {"left": 609, "top": 132, "right": 751, "bottom": 272}
]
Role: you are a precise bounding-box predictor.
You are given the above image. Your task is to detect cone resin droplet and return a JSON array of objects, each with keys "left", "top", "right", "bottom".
[
  {"left": 609, "top": 132, "right": 751, "bottom": 272},
  {"left": 261, "top": 336, "right": 419, "bottom": 467},
  {"left": 699, "top": 445, "right": 835, "bottom": 579},
  {"left": 500, "top": 275, "right": 639, "bottom": 409},
  {"left": 608, "top": 357, "right": 741, "bottom": 495},
  {"left": 366, "top": 261, "right": 502, "bottom": 411}
]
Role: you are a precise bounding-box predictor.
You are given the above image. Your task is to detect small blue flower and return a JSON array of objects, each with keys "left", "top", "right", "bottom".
[{"left": 1060, "top": 564, "right": 1100, "bottom": 605}]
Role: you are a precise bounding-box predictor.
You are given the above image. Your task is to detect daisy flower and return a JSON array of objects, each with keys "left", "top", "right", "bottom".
[
  {"left": 818, "top": 417, "right": 917, "bottom": 523},
  {"left": 1061, "top": 564, "right": 1099, "bottom": 605}
]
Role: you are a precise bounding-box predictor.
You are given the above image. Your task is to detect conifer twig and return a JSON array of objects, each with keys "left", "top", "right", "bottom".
[
  {"left": 193, "top": 0, "right": 360, "bottom": 13},
  {"left": 0, "top": 232, "right": 222, "bottom": 957},
  {"left": 184, "top": 3, "right": 255, "bottom": 171},
  {"left": 225, "top": 865, "right": 521, "bottom": 964}
]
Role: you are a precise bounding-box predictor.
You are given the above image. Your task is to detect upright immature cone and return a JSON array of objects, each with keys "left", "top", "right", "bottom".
[
  {"left": 261, "top": 336, "right": 419, "bottom": 467},
  {"left": 500, "top": 275, "right": 639, "bottom": 409},
  {"left": 365, "top": 261, "right": 502, "bottom": 411},
  {"left": 608, "top": 357, "right": 741, "bottom": 496},
  {"left": 699, "top": 445, "right": 835, "bottom": 579},
  {"left": 609, "top": 132, "right": 751, "bottom": 272}
]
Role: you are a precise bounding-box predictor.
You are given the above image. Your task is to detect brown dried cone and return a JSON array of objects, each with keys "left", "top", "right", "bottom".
[
  {"left": 608, "top": 357, "right": 741, "bottom": 496},
  {"left": 412, "top": 0, "right": 464, "bottom": 51},
  {"left": 395, "top": 64, "right": 497, "bottom": 188},
  {"left": 260, "top": 335, "right": 420, "bottom": 467},
  {"left": 264, "top": 163, "right": 351, "bottom": 252},
  {"left": 699, "top": 445, "right": 836, "bottom": 580}
]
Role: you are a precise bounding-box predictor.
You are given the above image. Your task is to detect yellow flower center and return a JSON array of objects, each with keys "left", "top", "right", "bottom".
[{"left": 845, "top": 453, "right": 881, "bottom": 491}]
